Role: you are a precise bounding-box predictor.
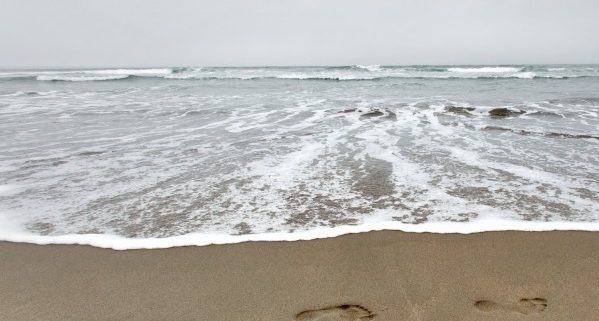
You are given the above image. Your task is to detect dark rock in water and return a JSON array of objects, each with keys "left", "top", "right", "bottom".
[
  {"left": 489, "top": 108, "right": 510, "bottom": 117},
  {"left": 348, "top": 108, "right": 395, "bottom": 120},
  {"left": 384, "top": 109, "right": 397, "bottom": 121},
  {"left": 488, "top": 107, "right": 525, "bottom": 117},
  {"left": 445, "top": 106, "right": 475, "bottom": 115},
  {"left": 360, "top": 110, "right": 385, "bottom": 118}
]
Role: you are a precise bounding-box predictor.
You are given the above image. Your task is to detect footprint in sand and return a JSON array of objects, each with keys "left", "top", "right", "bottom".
[
  {"left": 296, "top": 304, "right": 376, "bottom": 321},
  {"left": 475, "top": 298, "right": 547, "bottom": 314}
]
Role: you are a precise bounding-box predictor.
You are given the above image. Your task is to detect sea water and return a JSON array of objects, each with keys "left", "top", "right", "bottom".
[{"left": 0, "top": 65, "right": 598, "bottom": 249}]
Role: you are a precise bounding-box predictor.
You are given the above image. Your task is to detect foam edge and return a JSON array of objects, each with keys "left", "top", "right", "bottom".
[{"left": 1, "top": 220, "right": 598, "bottom": 250}]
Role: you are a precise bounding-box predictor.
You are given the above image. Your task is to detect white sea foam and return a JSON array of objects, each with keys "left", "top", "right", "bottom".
[
  {"left": 36, "top": 75, "right": 131, "bottom": 81},
  {"left": 275, "top": 73, "right": 380, "bottom": 80},
  {"left": 0, "top": 185, "right": 21, "bottom": 196},
  {"left": 447, "top": 67, "right": 523, "bottom": 73},
  {"left": 355, "top": 64, "right": 382, "bottom": 72},
  {"left": 0, "top": 219, "right": 597, "bottom": 250},
  {"left": 83, "top": 68, "right": 173, "bottom": 76},
  {"left": 515, "top": 72, "right": 536, "bottom": 79}
]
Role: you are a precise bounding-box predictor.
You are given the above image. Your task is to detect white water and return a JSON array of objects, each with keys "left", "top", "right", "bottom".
[
  {"left": 1, "top": 65, "right": 597, "bottom": 81},
  {"left": 0, "top": 214, "right": 597, "bottom": 250},
  {"left": 1, "top": 65, "right": 598, "bottom": 249}
]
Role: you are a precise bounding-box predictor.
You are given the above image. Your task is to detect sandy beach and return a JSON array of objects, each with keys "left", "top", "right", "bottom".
[{"left": 1, "top": 230, "right": 598, "bottom": 321}]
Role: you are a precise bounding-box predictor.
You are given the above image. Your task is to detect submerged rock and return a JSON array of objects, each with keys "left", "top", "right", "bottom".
[
  {"left": 384, "top": 109, "right": 397, "bottom": 120},
  {"left": 341, "top": 107, "right": 396, "bottom": 120},
  {"left": 489, "top": 107, "right": 525, "bottom": 117},
  {"left": 445, "top": 106, "right": 475, "bottom": 115},
  {"left": 360, "top": 110, "right": 385, "bottom": 118}
]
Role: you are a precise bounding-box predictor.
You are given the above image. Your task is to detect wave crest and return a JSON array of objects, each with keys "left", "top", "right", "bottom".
[
  {"left": 354, "top": 64, "right": 383, "bottom": 72},
  {"left": 1, "top": 65, "right": 596, "bottom": 82},
  {"left": 447, "top": 67, "right": 523, "bottom": 73},
  {"left": 82, "top": 68, "right": 172, "bottom": 76},
  {"left": 36, "top": 75, "right": 131, "bottom": 82}
]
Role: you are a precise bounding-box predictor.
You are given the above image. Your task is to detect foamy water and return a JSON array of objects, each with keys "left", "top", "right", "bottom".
[{"left": 1, "top": 65, "right": 598, "bottom": 249}]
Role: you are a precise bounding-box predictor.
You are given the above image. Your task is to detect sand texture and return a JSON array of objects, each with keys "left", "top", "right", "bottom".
[{"left": 1, "top": 230, "right": 598, "bottom": 321}]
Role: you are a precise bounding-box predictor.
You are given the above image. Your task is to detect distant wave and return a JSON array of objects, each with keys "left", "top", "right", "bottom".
[
  {"left": 0, "top": 65, "right": 597, "bottom": 82},
  {"left": 171, "top": 67, "right": 197, "bottom": 74},
  {"left": 447, "top": 67, "right": 523, "bottom": 73},
  {"left": 0, "top": 76, "right": 37, "bottom": 81},
  {"left": 159, "top": 75, "right": 555, "bottom": 81},
  {"left": 17, "top": 74, "right": 593, "bottom": 82},
  {"left": 82, "top": 68, "right": 172, "bottom": 76},
  {"left": 275, "top": 74, "right": 381, "bottom": 80},
  {"left": 268, "top": 74, "right": 583, "bottom": 80},
  {"left": 354, "top": 64, "right": 383, "bottom": 72},
  {"left": 36, "top": 75, "right": 132, "bottom": 82}
]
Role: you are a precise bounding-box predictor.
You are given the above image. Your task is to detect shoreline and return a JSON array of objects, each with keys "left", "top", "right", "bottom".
[
  {"left": 1, "top": 230, "right": 598, "bottom": 321},
  {"left": 2, "top": 220, "right": 599, "bottom": 250}
]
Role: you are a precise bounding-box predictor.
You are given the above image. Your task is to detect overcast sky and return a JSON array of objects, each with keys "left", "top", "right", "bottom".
[{"left": 1, "top": 0, "right": 598, "bottom": 68}]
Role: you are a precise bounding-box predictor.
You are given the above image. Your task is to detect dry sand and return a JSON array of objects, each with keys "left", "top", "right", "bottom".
[{"left": 1, "top": 230, "right": 598, "bottom": 321}]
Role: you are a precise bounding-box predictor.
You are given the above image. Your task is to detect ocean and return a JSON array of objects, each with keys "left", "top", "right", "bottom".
[{"left": 0, "top": 65, "right": 598, "bottom": 248}]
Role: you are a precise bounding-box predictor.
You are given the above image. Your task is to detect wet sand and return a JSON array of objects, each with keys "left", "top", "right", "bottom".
[{"left": 1, "top": 230, "right": 598, "bottom": 321}]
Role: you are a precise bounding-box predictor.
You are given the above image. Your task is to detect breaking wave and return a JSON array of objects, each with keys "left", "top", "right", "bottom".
[
  {"left": 447, "top": 67, "right": 523, "bottom": 73},
  {"left": 36, "top": 75, "right": 132, "bottom": 82},
  {"left": 1, "top": 65, "right": 597, "bottom": 82},
  {"left": 354, "top": 64, "right": 383, "bottom": 71}
]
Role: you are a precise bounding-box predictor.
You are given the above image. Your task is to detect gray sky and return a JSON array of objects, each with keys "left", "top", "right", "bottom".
[{"left": 1, "top": 0, "right": 598, "bottom": 68}]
